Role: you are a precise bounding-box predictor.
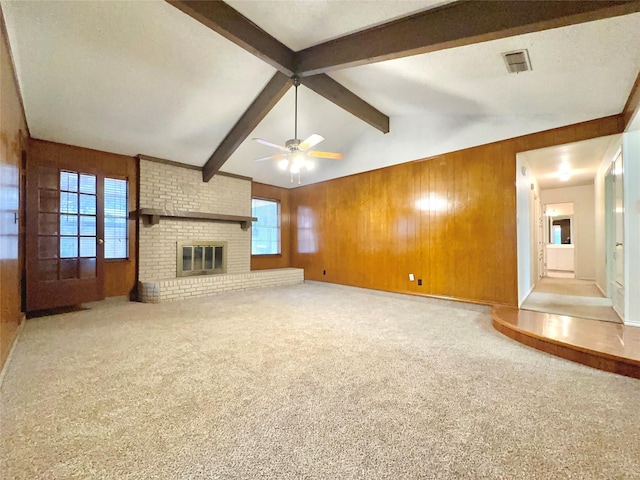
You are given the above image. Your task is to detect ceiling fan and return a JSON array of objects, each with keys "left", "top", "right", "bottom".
[{"left": 253, "top": 77, "right": 343, "bottom": 184}]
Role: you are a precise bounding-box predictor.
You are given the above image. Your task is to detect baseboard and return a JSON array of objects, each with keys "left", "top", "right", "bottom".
[
  {"left": 305, "top": 280, "right": 491, "bottom": 312},
  {"left": 0, "top": 316, "right": 25, "bottom": 390}
]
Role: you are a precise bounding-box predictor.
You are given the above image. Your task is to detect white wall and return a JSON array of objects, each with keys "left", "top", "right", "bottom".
[
  {"left": 540, "top": 185, "right": 596, "bottom": 280},
  {"left": 623, "top": 129, "right": 640, "bottom": 327},
  {"left": 594, "top": 136, "right": 622, "bottom": 295},
  {"left": 516, "top": 155, "right": 540, "bottom": 306}
]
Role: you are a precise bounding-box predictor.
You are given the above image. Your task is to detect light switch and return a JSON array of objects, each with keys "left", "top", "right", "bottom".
[{"left": 409, "top": 273, "right": 414, "bottom": 281}]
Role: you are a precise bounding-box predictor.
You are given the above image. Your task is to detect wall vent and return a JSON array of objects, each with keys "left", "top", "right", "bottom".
[{"left": 502, "top": 49, "right": 532, "bottom": 73}]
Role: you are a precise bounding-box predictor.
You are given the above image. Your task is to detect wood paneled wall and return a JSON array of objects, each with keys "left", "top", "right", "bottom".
[
  {"left": 251, "top": 182, "right": 291, "bottom": 270},
  {"left": 290, "top": 115, "right": 623, "bottom": 306},
  {"left": 28, "top": 139, "right": 138, "bottom": 298},
  {"left": 0, "top": 11, "right": 27, "bottom": 371}
]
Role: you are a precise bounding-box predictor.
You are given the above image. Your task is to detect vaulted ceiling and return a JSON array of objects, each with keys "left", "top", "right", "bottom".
[{"left": 3, "top": 1, "right": 640, "bottom": 188}]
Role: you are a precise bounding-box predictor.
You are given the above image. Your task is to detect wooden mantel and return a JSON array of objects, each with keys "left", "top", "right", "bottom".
[{"left": 139, "top": 208, "right": 256, "bottom": 230}]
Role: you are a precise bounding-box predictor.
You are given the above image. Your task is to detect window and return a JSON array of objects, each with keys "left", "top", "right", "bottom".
[
  {"left": 59, "top": 171, "right": 97, "bottom": 260},
  {"left": 251, "top": 198, "right": 280, "bottom": 255},
  {"left": 104, "top": 178, "right": 128, "bottom": 259}
]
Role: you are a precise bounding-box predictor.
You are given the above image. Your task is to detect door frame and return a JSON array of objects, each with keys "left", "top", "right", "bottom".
[
  {"left": 25, "top": 159, "right": 106, "bottom": 311},
  {"left": 605, "top": 148, "right": 624, "bottom": 319}
]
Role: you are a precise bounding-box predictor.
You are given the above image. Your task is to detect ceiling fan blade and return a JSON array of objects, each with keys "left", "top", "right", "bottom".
[
  {"left": 308, "top": 151, "right": 344, "bottom": 160},
  {"left": 298, "top": 134, "right": 325, "bottom": 151},
  {"left": 253, "top": 138, "right": 289, "bottom": 152},
  {"left": 255, "top": 153, "right": 288, "bottom": 162}
]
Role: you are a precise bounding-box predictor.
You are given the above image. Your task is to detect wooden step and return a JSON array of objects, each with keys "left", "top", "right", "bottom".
[{"left": 491, "top": 306, "right": 640, "bottom": 379}]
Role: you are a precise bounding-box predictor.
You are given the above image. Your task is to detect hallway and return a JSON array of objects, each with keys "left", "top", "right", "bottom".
[{"left": 521, "top": 277, "right": 621, "bottom": 324}]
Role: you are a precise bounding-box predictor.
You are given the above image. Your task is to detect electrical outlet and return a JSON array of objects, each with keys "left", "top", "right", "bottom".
[
  {"left": 417, "top": 279, "right": 422, "bottom": 286},
  {"left": 409, "top": 273, "right": 414, "bottom": 281}
]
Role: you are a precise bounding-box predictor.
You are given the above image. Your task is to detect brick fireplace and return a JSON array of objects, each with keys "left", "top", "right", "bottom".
[{"left": 137, "top": 157, "right": 303, "bottom": 303}]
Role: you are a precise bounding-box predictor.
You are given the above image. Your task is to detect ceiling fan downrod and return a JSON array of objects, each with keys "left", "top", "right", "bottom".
[{"left": 292, "top": 76, "right": 300, "bottom": 142}]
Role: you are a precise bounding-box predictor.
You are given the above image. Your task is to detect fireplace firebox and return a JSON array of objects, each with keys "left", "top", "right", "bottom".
[{"left": 177, "top": 241, "right": 227, "bottom": 277}]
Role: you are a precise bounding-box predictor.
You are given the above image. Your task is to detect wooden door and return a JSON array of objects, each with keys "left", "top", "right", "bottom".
[{"left": 26, "top": 164, "right": 105, "bottom": 311}]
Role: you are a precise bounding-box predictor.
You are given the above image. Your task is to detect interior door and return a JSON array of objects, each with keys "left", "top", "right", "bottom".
[
  {"left": 537, "top": 200, "right": 544, "bottom": 279},
  {"left": 606, "top": 150, "right": 624, "bottom": 318},
  {"left": 612, "top": 152, "right": 624, "bottom": 287},
  {"left": 26, "top": 164, "right": 105, "bottom": 311}
]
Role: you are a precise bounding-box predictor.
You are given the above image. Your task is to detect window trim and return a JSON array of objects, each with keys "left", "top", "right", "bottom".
[{"left": 104, "top": 176, "right": 129, "bottom": 260}]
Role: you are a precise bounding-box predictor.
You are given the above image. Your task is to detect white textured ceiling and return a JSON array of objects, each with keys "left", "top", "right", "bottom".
[
  {"left": 522, "top": 135, "right": 621, "bottom": 191},
  {"left": 329, "top": 15, "right": 640, "bottom": 118},
  {"left": 2, "top": 0, "right": 276, "bottom": 165},
  {"left": 3, "top": 1, "right": 640, "bottom": 189},
  {"left": 225, "top": 0, "right": 451, "bottom": 51}
]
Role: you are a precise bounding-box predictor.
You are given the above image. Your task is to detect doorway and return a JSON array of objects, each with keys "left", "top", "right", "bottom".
[
  {"left": 516, "top": 135, "right": 623, "bottom": 323},
  {"left": 543, "top": 202, "right": 575, "bottom": 279},
  {"left": 605, "top": 149, "right": 625, "bottom": 319}
]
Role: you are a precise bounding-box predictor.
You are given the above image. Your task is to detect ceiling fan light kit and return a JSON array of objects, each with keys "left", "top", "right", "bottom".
[{"left": 253, "top": 76, "right": 343, "bottom": 184}]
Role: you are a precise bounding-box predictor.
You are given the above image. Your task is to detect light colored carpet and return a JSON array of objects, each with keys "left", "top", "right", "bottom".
[
  {"left": 533, "top": 277, "right": 605, "bottom": 297},
  {"left": 546, "top": 270, "right": 575, "bottom": 279},
  {"left": 523, "top": 278, "right": 621, "bottom": 323},
  {"left": 1, "top": 283, "right": 639, "bottom": 479}
]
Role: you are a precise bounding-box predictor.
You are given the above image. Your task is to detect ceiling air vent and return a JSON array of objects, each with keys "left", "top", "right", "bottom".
[{"left": 502, "top": 49, "right": 532, "bottom": 74}]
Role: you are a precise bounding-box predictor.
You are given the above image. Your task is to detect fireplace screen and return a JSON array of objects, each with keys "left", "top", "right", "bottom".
[{"left": 177, "top": 241, "right": 226, "bottom": 277}]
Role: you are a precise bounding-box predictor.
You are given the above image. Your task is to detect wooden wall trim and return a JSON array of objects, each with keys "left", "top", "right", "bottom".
[
  {"left": 212, "top": 171, "right": 253, "bottom": 182},
  {"left": 623, "top": 69, "right": 640, "bottom": 130},
  {"left": 138, "top": 154, "right": 201, "bottom": 171},
  {"left": 0, "top": 4, "right": 29, "bottom": 137}
]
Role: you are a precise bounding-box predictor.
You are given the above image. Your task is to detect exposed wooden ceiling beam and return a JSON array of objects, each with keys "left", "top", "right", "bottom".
[
  {"left": 623, "top": 68, "right": 640, "bottom": 130},
  {"left": 296, "top": 1, "right": 640, "bottom": 76},
  {"left": 301, "top": 75, "right": 389, "bottom": 134},
  {"left": 202, "top": 72, "right": 291, "bottom": 182},
  {"left": 167, "top": 0, "right": 391, "bottom": 180},
  {"left": 167, "top": 0, "right": 295, "bottom": 76},
  {"left": 167, "top": 0, "right": 389, "bottom": 132}
]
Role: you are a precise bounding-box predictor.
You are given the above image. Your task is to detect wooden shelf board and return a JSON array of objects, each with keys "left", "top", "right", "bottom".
[{"left": 139, "top": 208, "right": 256, "bottom": 230}]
